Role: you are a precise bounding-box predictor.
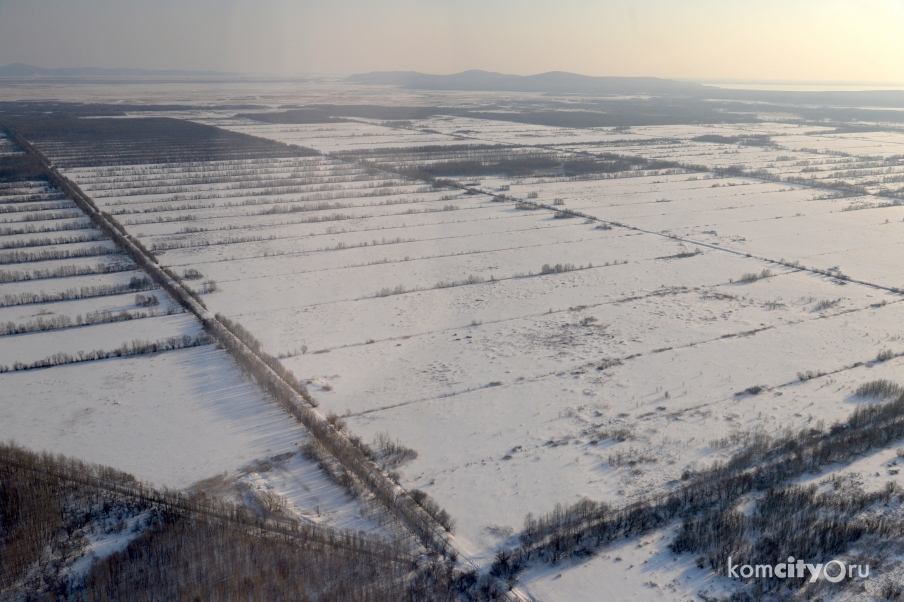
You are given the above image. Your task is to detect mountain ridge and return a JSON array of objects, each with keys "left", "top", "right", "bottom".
[{"left": 346, "top": 69, "right": 704, "bottom": 95}]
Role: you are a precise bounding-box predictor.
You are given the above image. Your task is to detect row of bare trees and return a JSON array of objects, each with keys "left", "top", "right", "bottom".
[{"left": 0, "top": 276, "right": 155, "bottom": 307}]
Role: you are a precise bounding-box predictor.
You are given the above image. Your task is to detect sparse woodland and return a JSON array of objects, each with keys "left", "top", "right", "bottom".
[
  {"left": 480, "top": 388, "right": 904, "bottom": 599},
  {"left": 0, "top": 443, "right": 455, "bottom": 602}
]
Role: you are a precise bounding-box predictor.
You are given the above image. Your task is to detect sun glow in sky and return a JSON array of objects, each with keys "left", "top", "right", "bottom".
[{"left": 0, "top": 0, "right": 902, "bottom": 82}]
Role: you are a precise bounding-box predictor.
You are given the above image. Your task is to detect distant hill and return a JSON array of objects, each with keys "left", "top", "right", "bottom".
[
  {"left": 346, "top": 70, "right": 703, "bottom": 95},
  {"left": 0, "top": 62, "right": 237, "bottom": 77}
]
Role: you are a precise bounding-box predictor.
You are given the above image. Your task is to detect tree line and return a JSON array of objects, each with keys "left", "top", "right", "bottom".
[
  {"left": 0, "top": 307, "right": 170, "bottom": 337},
  {"left": 0, "top": 332, "right": 211, "bottom": 373},
  {"left": 0, "top": 276, "right": 155, "bottom": 307},
  {"left": 0, "top": 260, "right": 135, "bottom": 283}
]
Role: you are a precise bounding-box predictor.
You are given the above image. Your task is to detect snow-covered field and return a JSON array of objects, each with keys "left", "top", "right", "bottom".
[
  {"left": 0, "top": 167, "right": 390, "bottom": 536},
  {"left": 8, "top": 86, "right": 904, "bottom": 599}
]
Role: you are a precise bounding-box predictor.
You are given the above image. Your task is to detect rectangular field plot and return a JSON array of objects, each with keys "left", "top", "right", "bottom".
[
  {"left": 0, "top": 313, "right": 203, "bottom": 366},
  {"left": 0, "top": 345, "right": 293, "bottom": 487}
]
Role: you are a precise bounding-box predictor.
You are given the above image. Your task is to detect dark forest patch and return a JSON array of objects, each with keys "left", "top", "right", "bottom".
[{"left": 2, "top": 115, "right": 318, "bottom": 167}]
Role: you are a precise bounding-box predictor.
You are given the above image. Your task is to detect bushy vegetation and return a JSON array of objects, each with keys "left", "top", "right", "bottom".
[
  {"left": 134, "top": 293, "right": 159, "bottom": 307},
  {"left": 856, "top": 379, "right": 902, "bottom": 399},
  {"left": 813, "top": 298, "right": 841, "bottom": 312},
  {"left": 737, "top": 269, "right": 773, "bottom": 283},
  {"left": 374, "top": 432, "right": 419, "bottom": 468},
  {"left": 410, "top": 489, "right": 456, "bottom": 534},
  {"left": 540, "top": 263, "right": 583, "bottom": 274}
]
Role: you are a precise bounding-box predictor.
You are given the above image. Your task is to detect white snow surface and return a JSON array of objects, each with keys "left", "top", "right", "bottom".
[{"left": 9, "top": 87, "right": 904, "bottom": 599}]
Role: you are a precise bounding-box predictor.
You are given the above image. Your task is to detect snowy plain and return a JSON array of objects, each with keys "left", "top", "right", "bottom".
[{"left": 6, "top": 83, "right": 904, "bottom": 599}]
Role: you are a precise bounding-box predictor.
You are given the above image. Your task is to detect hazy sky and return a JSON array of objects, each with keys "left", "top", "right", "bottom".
[{"left": 0, "top": 0, "right": 902, "bottom": 82}]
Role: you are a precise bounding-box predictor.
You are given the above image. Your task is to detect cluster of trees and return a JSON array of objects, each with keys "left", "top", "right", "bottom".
[
  {"left": 289, "top": 104, "right": 442, "bottom": 121},
  {"left": 106, "top": 200, "right": 216, "bottom": 213},
  {"left": 409, "top": 490, "right": 455, "bottom": 534},
  {"left": 213, "top": 314, "right": 313, "bottom": 403},
  {"left": 374, "top": 431, "right": 420, "bottom": 468},
  {"left": 0, "top": 184, "right": 57, "bottom": 198},
  {"left": 672, "top": 481, "right": 902, "bottom": 595},
  {"left": 686, "top": 161, "right": 874, "bottom": 200},
  {"left": 0, "top": 442, "right": 144, "bottom": 594},
  {"left": 856, "top": 379, "right": 903, "bottom": 398},
  {"left": 343, "top": 145, "right": 665, "bottom": 180},
  {"left": 134, "top": 293, "right": 160, "bottom": 307},
  {"left": 0, "top": 153, "right": 43, "bottom": 183},
  {"left": 301, "top": 439, "right": 366, "bottom": 499},
  {"left": 540, "top": 263, "right": 581, "bottom": 274},
  {"left": 108, "top": 185, "right": 419, "bottom": 219},
  {"left": 0, "top": 443, "right": 455, "bottom": 601},
  {"left": 184, "top": 278, "right": 218, "bottom": 295},
  {"left": 150, "top": 232, "right": 269, "bottom": 252},
  {"left": 0, "top": 217, "right": 93, "bottom": 236}
]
